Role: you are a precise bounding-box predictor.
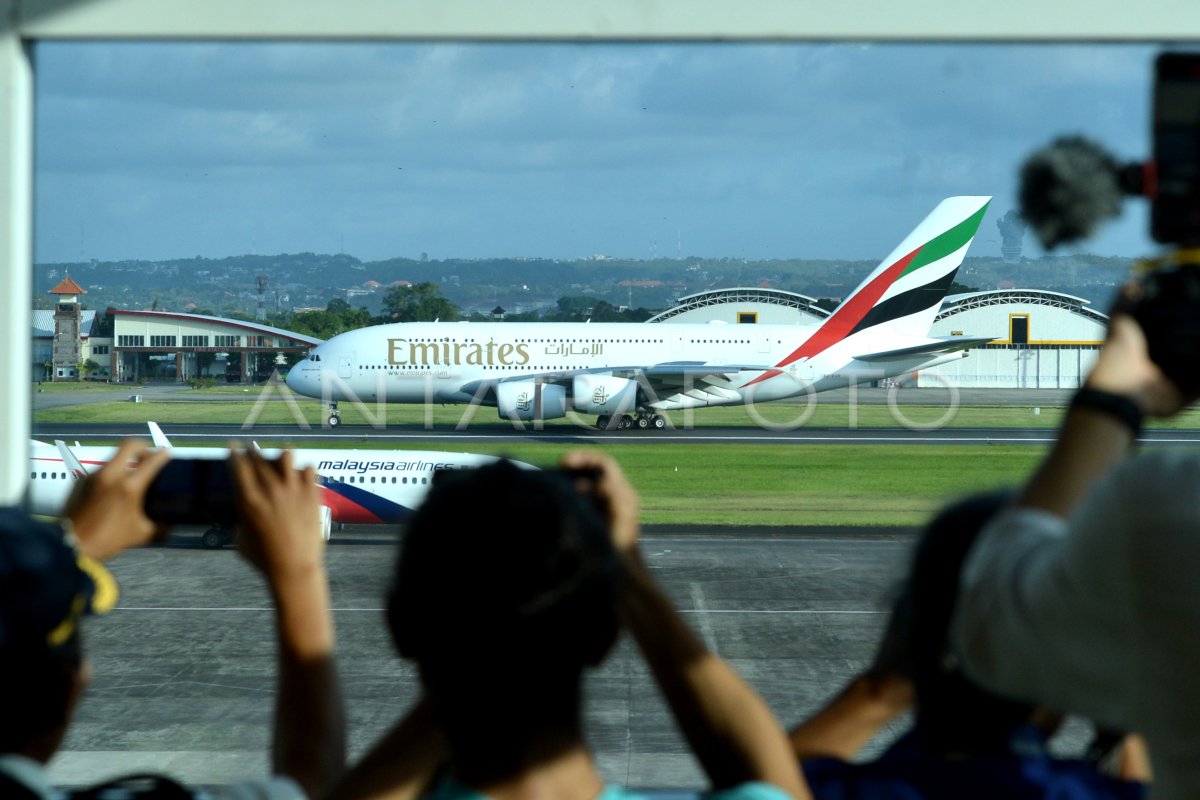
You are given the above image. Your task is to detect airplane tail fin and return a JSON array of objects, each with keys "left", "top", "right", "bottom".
[
  {"left": 836, "top": 196, "right": 990, "bottom": 338},
  {"left": 775, "top": 198, "right": 990, "bottom": 371},
  {"left": 147, "top": 421, "right": 172, "bottom": 449}
]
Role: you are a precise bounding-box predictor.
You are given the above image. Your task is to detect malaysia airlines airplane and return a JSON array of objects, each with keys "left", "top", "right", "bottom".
[
  {"left": 28, "top": 423, "right": 524, "bottom": 547},
  {"left": 286, "top": 196, "right": 993, "bottom": 429}
]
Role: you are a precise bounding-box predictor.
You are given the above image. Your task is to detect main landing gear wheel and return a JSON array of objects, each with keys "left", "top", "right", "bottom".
[
  {"left": 202, "top": 527, "right": 226, "bottom": 550},
  {"left": 599, "top": 413, "right": 664, "bottom": 431}
]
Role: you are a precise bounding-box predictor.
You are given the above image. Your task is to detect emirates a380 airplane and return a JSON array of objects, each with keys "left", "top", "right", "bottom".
[{"left": 287, "top": 197, "right": 993, "bottom": 430}]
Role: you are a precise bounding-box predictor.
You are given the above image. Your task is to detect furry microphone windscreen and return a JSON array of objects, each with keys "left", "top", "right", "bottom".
[{"left": 1019, "top": 136, "right": 1126, "bottom": 249}]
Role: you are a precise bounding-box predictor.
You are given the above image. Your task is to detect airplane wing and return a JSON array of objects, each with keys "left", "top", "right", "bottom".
[
  {"left": 457, "top": 360, "right": 773, "bottom": 412},
  {"left": 459, "top": 361, "right": 769, "bottom": 400},
  {"left": 624, "top": 361, "right": 774, "bottom": 378},
  {"left": 605, "top": 362, "right": 775, "bottom": 405},
  {"left": 853, "top": 337, "right": 995, "bottom": 362},
  {"left": 487, "top": 361, "right": 773, "bottom": 383}
]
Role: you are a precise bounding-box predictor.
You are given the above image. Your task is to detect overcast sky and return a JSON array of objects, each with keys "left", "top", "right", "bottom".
[{"left": 34, "top": 41, "right": 1160, "bottom": 264}]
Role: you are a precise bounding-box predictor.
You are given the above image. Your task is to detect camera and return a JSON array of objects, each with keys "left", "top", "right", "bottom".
[
  {"left": 144, "top": 457, "right": 238, "bottom": 525},
  {"left": 1019, "top": 51, "right": 1200, "bottom": 393},
  {"left": 1152, "top": 53, "right": 1200, "bottom": 245}
]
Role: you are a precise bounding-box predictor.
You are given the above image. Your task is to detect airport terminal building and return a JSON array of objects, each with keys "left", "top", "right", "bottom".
[{"left": 34, "top": 279, "right": 321, "bottom": 383}]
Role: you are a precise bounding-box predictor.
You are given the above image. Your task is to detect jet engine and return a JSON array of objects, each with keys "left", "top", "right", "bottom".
[
  {"left": 496, "top": 381, "right": 568, "bottom": 421},
  {"left": 572, "top": 374, "right": 638, "bottom": 415}
]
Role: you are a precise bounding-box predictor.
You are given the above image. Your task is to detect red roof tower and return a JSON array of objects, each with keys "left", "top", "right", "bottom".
[{"left": 49, "top": 276, "right": 87, "bottom": 296}]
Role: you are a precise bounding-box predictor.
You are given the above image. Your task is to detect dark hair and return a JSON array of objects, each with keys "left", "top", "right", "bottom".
[
  {"left": 902, "top": 491, "right": 1035, "bottom": 755},
  {"left": 0, "top": 631, "right": 82, "bottom": 753},
  {"left": 387, "top": 461, "right": 620, "bottom": 781}
]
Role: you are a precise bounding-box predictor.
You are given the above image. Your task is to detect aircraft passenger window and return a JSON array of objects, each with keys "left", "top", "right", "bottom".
[
  {"left": 30, "top": 472, "right": 34, "bottom": 479},
  {"left": 41, "top": 472, "right": 46, "bottom": 479},
  {"left": 371, "top": 477, "right": 376, "bottom": 483}
]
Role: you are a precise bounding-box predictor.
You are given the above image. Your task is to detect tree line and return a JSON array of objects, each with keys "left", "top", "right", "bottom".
[{"left": 257, "top": 282, "right": 658, "bottom": 341}]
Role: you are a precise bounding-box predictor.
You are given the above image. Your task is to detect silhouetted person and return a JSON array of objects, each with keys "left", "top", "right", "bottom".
[
  {"left": 0, "top": 441, "right": 344, "bottom": 799},
  {"left": 789, "top": 491, "right": 1146, "bottom": 799},
  {"left": 330, "top": 453, "right": 809, "bottom": 800},
  {"left": 951, "top": 311, "right": 1200, "bottom": 800}
]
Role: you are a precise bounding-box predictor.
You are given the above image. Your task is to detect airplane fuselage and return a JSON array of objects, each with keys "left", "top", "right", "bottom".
[
  {"left": 28, "top": 443, "right": 508, "bottom": 524},
  {"left": 286, "top": 320, "right": 965, "bottom": 412}
]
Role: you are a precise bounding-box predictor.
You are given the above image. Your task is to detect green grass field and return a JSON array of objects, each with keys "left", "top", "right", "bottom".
[
  {"left": 480, "top": 443, "right": 1044, "bottom": 526},
  {"left": 59, "top": 435, "right": 1042, "bottom": 526},
  {"left": 307, "top": 441, "right": 1047, "bottom": 526}
]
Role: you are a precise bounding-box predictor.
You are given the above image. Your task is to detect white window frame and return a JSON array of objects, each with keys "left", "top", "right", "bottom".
[{"left": 5, "top": 0, "right": 1200, "bottom": 504}]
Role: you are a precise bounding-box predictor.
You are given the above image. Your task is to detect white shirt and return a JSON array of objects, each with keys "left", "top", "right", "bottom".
[
  {"left": 952, "top": 450, "right": 1200, "bottom": 800},
  {"left": 0, "top": 754, "right": 55, "bottom": 799}
]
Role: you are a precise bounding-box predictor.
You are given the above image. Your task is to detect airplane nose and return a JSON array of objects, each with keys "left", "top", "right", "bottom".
[{"left": 285, "top": 364, "right": 312, "bottom": 395}]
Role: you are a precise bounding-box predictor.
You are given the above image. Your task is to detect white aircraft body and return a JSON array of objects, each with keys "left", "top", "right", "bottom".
[
  {"left": 286, "top": 197, "right": 994, "bottom": 429},
  {"left": 28, "top": 423, "right": 520, "bottom": 546}
]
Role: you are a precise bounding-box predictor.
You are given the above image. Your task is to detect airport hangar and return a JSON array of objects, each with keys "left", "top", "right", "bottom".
[
  {"left": 98, "top": 310, "right": 321, "bottom": 383},
  {"left": 647, "top": 287, "right": 1107, "bottom": 389},
  {"left": 35, "top": 291, "right": 320, "bottom": 384}
]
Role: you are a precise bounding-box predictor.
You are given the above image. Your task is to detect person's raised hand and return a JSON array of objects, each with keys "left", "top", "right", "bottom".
[
  {"left": 229, "top": 447, "right": 325, "bottom": 589},
  {"left": 561, "top": 449, "right": 641, "bottom": 555},
  {"left": 1087, "top": 313, "right": 1192, "bottom": 417},
  {"left": 64, "top": 438, "right": 171, "bottom": 560}
]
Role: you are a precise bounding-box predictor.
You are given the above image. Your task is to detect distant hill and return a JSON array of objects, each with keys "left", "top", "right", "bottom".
[{"left": 34, "top": 251, "right": 1134, "bottom": 319}]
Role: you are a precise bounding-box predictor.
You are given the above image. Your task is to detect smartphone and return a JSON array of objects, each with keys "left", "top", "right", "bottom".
[{"left": 144, "top": 458, "right": 238, "bottom": 525}]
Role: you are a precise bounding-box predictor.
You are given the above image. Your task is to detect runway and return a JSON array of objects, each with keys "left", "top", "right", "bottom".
[
  {"left": 50, "top": 527, "right": 913, "bottom": 788},
  {"left": 49, "top": 524, "right": 1104, "bottom": 789},
  {"left": 33, "top": 420, "right": 1200, "bottom": 446},
  {"left": 33, "top": 385, "right": 1200, "bottom": 446}
]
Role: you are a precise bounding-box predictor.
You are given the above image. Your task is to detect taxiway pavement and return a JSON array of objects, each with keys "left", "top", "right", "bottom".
[{"left": 50, "top": 527, "right": 912, "bottom": 788}]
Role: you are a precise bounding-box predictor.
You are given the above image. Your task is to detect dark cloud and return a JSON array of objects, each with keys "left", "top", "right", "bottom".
[{"left": 35, "top": 41, "right": 1159, "bottom": 263}]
